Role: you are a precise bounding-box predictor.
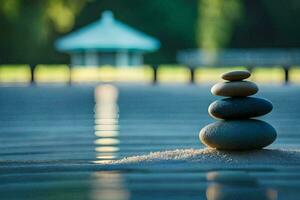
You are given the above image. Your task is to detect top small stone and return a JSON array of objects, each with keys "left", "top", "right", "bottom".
[{"left": 221, "top": 70, "right": 251, "bottom": 81}]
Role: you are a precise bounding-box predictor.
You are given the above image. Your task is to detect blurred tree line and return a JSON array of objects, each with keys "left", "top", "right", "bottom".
[{"left": 0, "top": 0, "right": 300, "bottom": 65}]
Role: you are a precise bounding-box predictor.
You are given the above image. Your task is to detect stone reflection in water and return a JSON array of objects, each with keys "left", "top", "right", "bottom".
[
  {"left": 93, "top": 84, "right": 120, "bottom": 164},
  {"left": 206, "top": 171, "right": 277, "bottom": 200},
  {"left": 90, "top": 85, "right": 130, "bottom": 200}
]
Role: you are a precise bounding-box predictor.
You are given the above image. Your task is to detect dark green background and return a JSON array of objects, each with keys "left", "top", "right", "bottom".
[{"left": 1, "top": 0, "right": 300, "bottom": 65}]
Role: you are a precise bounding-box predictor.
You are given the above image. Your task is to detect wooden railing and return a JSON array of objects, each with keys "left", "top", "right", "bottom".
[{"left": 0, "top": 64, "right": 298, "bottom": 84}]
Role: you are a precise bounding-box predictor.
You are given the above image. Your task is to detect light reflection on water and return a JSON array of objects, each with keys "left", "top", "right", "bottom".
[
  {"left": 90, "top": 84, "right": 130, "bottom": 200},
  {"left": 93, "top": 84, "right": 120, "bottom": 164}
]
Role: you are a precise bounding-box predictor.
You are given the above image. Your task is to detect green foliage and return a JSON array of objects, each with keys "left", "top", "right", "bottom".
[
  {"left": 46, "top": 0, "right": 86, "bottom": 33},
  {"left": 0, "top": 0, "right": 87, "bottom": 64},
  {"left": 0, "top": 0, "right": 20, "bottom": 20},
  {"left": 197, "top": 0, "right": 243, "bottom": 51}
]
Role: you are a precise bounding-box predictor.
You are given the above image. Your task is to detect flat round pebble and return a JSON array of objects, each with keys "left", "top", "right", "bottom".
[
  {"left": 199, "top": 119, "right": 277, "bottom": 150},
  {"left": 211, "top": 81, "right": 258, "bottom": 97},
  {"left": 221, "top": 70, "right": 251, "bottom": 81},
  {"left": 208, "top": 97, "right": 273, "bottom": 119}
]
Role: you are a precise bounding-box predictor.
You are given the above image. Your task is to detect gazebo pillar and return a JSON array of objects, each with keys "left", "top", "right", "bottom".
[
  {"left": 84, "top": 51, "right": 98, "bottom": 66},
  {"left": 131, "top": 52, "right": 143, "bottom": 66},
  {"left": 70, "top": 52, "right": 84, "bottom": 66},
  {"left": 116, "top": 51, "right": 129, "bottom": 67}
]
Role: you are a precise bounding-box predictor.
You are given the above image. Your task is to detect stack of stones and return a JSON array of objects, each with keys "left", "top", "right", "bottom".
[{"left": 199, "top": 70, "right": 277, "bottom": 150}]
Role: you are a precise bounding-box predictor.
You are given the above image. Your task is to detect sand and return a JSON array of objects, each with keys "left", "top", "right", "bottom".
[{"left": 101, "top": 148, "right": 300, "bottom": 166}]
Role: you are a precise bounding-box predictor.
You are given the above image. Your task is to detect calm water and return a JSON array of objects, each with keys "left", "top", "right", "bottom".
[{"left": 1, "top": 84, "right": 300, "bottom": 200}]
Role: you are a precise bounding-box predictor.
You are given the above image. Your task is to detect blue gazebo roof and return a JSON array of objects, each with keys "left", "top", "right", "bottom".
[{"left": 55, "top": 11, "right": 160, "bottom": 53}]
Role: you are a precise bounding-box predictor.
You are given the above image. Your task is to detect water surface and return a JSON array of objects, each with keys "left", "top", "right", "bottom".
[{"left": 1, "top": 84, "right": 300, "bottom": 200}]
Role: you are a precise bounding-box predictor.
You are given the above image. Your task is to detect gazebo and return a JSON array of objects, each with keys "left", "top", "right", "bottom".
[{"left": 55, "top": 10, "right": 160, "bottom": 67}]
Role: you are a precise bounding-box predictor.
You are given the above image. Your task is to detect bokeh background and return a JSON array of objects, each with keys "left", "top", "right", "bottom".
[{"left": 1, "top": 0, "right": 300, "bottom": 65}]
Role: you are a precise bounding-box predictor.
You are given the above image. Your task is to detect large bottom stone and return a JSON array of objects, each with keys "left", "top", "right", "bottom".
[{"left": 199, "top": 120, "right": 277, "bottom": 150}]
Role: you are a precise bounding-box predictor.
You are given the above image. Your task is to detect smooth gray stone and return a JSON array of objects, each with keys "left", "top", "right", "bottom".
[
  {"left": 199, "top": 120, "right": 277, "bottom": 150},
  {"left": 221, "top": 70, "right": 251, "bottom": 81},
  {"left": 211, "top": 81, "right": 258, "bottom": 97},
  {"left": 208, "top": 97, "right": 273, "bottom": 119}
]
